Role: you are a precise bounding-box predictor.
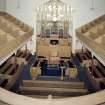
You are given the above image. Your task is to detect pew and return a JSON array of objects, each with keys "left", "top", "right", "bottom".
[
  {"left": 76, "top": 50, "right": 92, "bottom": 67},
  {"left": 85, "top": 60, "right": 105, "bottom": 90},
  {"left": 94, "top": 68, "right": 104, "bottom": 78},
  {"left": 10, "top": 57, "right": 27, "bottom": 65},
  {"left": 82, "top": 60, "right": 91, "bottom": 67},
  {"left": 0, "top": 59, "right": 24, "bottom": 90},
  {"left": 16, "top": 50, "right": 31, "bottom": 61},
  {"left": 4, "top": 63, "right": 24, "bottom": 89},
  {"left": 97, "top": 65, "right": 105, "bottom": 77},
  {"left": 0, "top": 74, "right": 12, "bottom": 80},
  {"left": 0, "top": 62, "right": 12, "bottom": 74}
]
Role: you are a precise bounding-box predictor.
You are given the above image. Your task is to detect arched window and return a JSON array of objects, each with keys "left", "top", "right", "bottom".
[{"left": 36, "top": 0, "right": 71, "bottom": 38}]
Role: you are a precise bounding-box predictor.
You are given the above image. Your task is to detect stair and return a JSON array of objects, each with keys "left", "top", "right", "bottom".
[
  {"left": 26, "top": 95, "right": 68, "bottom": 99},
  {"left": 18, "top": 80, "right": 88, "bottom": 98},
  {"left": 36, "top": 76, "right": 80, "bottom": 81}
]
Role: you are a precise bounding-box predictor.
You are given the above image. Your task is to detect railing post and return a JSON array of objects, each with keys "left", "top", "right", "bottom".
[{"left": 60, "top": 66, "right": 64, "bottom": 80}]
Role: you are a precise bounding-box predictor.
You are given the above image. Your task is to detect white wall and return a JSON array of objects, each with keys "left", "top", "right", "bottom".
[
  {"left": 6, "top": 0, "right": 105, "bottom": 53},
  {"left": 69, "top": 0, "right": 105, "bottom": 51},
  {"left": 0, "top": 0, "right": 6, "bottom": 11},
  {"left": 6, "top": 0, "right": 47, "bottom": 54}
]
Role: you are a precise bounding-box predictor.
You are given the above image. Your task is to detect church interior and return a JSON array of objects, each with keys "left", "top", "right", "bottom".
[{"left": 0, "top": 0, "right": 105, "bottom": 105}]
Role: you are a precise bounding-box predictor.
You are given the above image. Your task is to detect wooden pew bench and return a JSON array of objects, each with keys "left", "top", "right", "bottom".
[
  {"left": 0, "top": 59, "right": 24, "bottom": 90},
  {"left": 16, "top": 50, "right": 31, "bottom": 61}
]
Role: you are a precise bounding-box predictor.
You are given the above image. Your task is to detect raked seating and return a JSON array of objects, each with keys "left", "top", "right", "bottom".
[
  {"left": 0, "top": 57, "right": 24, "bottom": 90},
  {"left": 77, "top": 50, "right": 92, "bottom": 67},
  {"left": 16, "top": 50, "right": 32, "bottom": 61}
]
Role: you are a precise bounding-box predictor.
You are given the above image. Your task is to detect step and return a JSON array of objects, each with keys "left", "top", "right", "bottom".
[
  {"left": 97, "top": 65, "right": 105, "bottom": 77},
  {"left": 26, "top": 95, "right": 69, "bottom": 99},
  {"left": 0, "top": 62, "right": 11, "bottom": 74},
  {"left": 95, "top": 68, "right": 104, "bottom": 78},
  {"left": 37, "top": 76, "right": 80, "bottom": 81},
  {"left": 0, "top": 64, "right": 16, "bottom": 85},
  {"left": 47, "top": 64, "right": 59, "bottom": 68},
  {"left": 47, "top": 65, "right": 59, "bottom": 70},
  {"left": 19, "top": 86, "right": 88, "bottom": 96},
  {"left": 16, "top": 50, "right": 31, "bottom": 61},
  {"left": 46, "top": 67, "right": 60, "bottom": 70},
  {"left": 22, "top": 80, "right": 85, "bottom": 89}
]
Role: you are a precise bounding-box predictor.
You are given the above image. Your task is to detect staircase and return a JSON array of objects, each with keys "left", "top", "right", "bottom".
[{"left": 18, "top": 80, "right": 88, "bottom": 99}]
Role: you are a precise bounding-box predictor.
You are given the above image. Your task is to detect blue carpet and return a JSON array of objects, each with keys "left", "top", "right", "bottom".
[
  {"left": 41, "top": 61, "right": 61, "bottom": 76},
  {"left": 11, "top": 55, "right": 35, "bottom": 92}
]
